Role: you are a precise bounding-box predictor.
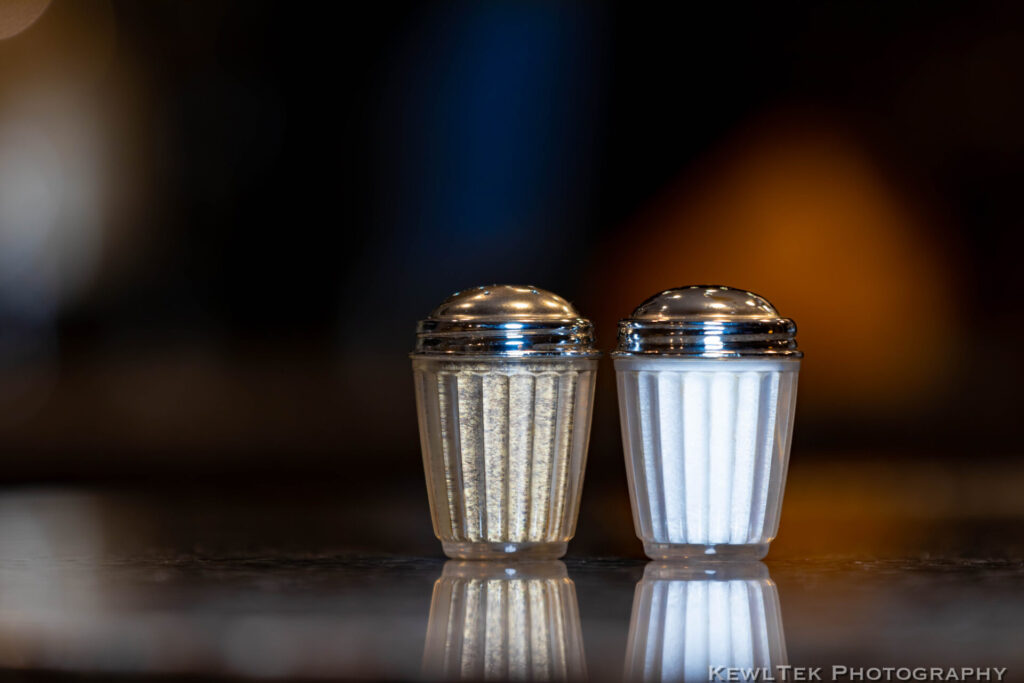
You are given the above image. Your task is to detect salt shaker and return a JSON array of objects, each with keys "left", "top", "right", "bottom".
[
  {"left": 613, "top": 286, "right": 801, "bottom": 560},
  {"left": 624, "top": 562, "right": 787, "bottom": 682},
  {"left": 412, "top": 285, "right": 599, "bottom": 560},
  {"left": 423, "top": 561, "right": 587, "bottom": 681}
]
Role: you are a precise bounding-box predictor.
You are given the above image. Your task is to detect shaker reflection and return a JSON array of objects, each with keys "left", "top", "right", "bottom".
[
  {"left": 624, "top": 563, "right": 786, "bottom": 683},
  {"left": 423, "top": 561, "right": 586, "bottom": 681}
]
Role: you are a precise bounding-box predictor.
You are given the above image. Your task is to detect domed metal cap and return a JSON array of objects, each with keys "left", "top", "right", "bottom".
[
  {"left": 413, "top": 285, "right": 599, "bottom": 357},
  {"left": 613, "top": 285, "right": 801, "bottom": 358}
]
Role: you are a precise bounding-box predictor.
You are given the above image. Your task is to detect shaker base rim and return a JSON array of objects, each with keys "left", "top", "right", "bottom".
[
  {"left": 643, "top": 541, "right": 769, "bottom": 561},
  {"left": 442, "top": 540, "right": 568, "bottom": 560}
]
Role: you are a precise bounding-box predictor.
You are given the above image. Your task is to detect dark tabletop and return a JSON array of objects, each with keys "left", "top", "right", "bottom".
[{"left": 0, "top": 460, "right": 1022, "bottom": 682}]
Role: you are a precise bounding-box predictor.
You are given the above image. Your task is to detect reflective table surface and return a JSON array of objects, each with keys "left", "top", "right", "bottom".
[{"left": 0, "top": 461, "right": 1022, "bottom": 681}]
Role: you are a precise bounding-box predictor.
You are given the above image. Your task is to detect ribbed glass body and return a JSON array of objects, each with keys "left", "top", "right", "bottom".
[
  {"left": 413, "top": 357, "right": 597, "bottom": 559},
  {"left": 615, "top": 358, "right": 799, "bottom": 560},
  {"left": 624, "top": 563, "right": 786, "bottom": 682},
  {"left": 423, "top": 561, "right": 586, "bottom": 681}
]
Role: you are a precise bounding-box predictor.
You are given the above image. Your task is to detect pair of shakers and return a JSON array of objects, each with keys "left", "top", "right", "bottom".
[{"left": 412, "top": 285, "right": 801, "bottom": 561}]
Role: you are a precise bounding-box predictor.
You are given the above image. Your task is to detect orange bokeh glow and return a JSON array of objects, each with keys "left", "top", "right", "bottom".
[
  {"left": 0, "top": 0, "right": 50, "bottom": 42},
  {"left": 591, "top": 118, "right": 961, "bottom": 418}
]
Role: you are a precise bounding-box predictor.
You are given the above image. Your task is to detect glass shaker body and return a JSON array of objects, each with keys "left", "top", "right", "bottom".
[
  {"left": 614, "top": 286, "right": 802, "bottom": 561},
  {"left": 413, "top": 356, "right": 597, "bottom": 559},
  {"left": 616, "top": 357, "right": 799, "bottom": 560},
  {"left": 412, "top": 285, "right": 599, "bottom": 560}
]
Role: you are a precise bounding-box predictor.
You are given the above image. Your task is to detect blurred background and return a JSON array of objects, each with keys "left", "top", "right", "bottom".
[{"left": 1, "top": 0, "right": 1023, "bottom": 558}]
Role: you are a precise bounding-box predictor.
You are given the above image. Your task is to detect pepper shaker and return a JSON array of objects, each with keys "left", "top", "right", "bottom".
[
  {"left": 412, "top": 285, "right": 599, "bottom": 560},
  {"left": 613, "top": 286, "right": 801, "bottom": 560}
]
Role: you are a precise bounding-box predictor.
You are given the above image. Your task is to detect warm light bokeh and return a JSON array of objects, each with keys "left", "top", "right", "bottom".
[
  {"left": 593, "top": 116, "right": 962, "bottom": 419},
  {"left": 0, "top": 0, "right": 50, "bottom": 41}
]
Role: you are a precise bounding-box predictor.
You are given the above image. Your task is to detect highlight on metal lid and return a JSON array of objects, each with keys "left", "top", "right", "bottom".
[
  {"left": 413, "top": 284, "right": 599, "bottom": 357},
  {"left": 613, "top": 285, "right": 801, "bottom": 358}
]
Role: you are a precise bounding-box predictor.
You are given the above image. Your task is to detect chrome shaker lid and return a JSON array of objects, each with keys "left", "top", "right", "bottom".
[
  {"left": 613, "top": 285, "right": 801, "bottom": 358},
  {"left": 413, "top": 285, "right": 599, "bottom": 357}
]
